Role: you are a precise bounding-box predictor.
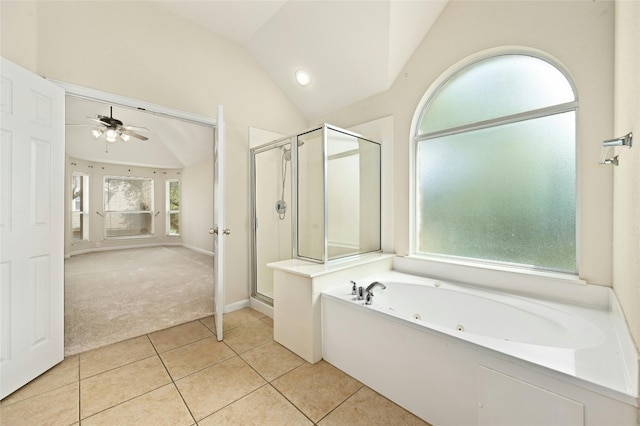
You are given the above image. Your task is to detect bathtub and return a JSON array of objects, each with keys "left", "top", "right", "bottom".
[{"left": 321, "top": 271, "right": 638, "bottom": 426}]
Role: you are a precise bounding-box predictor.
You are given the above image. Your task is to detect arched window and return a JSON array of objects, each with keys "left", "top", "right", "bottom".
[{"left": 413, "top": 53, "right": 577, "bottom": 272}]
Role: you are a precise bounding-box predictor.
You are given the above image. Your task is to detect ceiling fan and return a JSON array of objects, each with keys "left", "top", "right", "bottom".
[{"left": 88, "top": 106, "right": 149, "bottom": 143}]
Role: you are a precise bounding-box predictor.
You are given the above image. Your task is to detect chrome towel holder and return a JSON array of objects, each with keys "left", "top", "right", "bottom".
[{"left": 599, "top": 132, "right": 633, "bottom": 166}]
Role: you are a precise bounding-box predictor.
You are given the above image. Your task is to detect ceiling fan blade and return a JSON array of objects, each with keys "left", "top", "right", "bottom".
[
  {"left": 123, "top": 125, "right": 150, "bottom": 132},
  {"left": 87, "top": 118, "right": 108, "bottom": 126},
  {"left": 123, "top": 130, "right": 149, "bottom": 141}
]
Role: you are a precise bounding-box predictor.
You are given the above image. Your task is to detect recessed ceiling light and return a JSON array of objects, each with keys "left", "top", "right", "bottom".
[{"left": 295, "top": 69, "right": 312, "bottom": 86}]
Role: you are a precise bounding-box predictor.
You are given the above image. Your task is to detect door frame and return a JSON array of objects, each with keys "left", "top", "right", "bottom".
[
  {"left": 52, "top": 79, "right": 221, "bottom": 331},
  {"left": 51, "top": 80, "right": 216, "bottom": 127}
]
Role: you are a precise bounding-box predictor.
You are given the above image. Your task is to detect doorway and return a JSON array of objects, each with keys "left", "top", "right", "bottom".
[{"left": 63, "top": 88, "right": 218, "bottom": 355}]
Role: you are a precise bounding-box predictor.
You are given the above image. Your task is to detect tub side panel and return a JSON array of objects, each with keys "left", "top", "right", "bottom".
[
  {"left": 322, "top": 296, "right": 477, "bottom": 425},
  {"left": 322, "top": 294, "right": 639, "bottom": 426}
]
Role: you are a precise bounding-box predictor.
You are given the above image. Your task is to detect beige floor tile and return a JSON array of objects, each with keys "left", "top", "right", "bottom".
[
  {"left": 260, "top": 316, "right": 274, "bottom": 327},
  {"left": 82, "top": 383, "right": 194, "bottom": 426},
  {"left": 319, "top": 386, "right": 430, "bottom": 425},
  {"left": 223, "top": 320, "right": 273, "bottom": 354},
  {"left": 80, "top": 335, "right": 156, "bottom": 379},
  {"left": 160, "top": 336, "right": 235, "bottom": 380},
  {"left": 240, "top": 341, "right": 305, "bottom": 381},
  {"left": 272, "top": 360, "right": 362, "bottom": 423},
  {"left": 175, "top": 356, "right": 266, "bottom": 421},
  {"left": 149, "top": 320, "right": 214, "bottom": 353},
  {"left": 80, "top": 355, "right": 171, "bottom": 418},
  {"left": 0, "top": 382, "right": 78, "bottom": 426},
  {"left": 199, "top": 315, "right": 217, "bottom": 334},
  {"left": 199, "top": 384, "right": 312, "bottom": 426},
  {"left": 223, "top": 308, "right": 266, "bottom": 331},
  {"left": 0, "top": 355, "right": 79, "bottom": 406}
]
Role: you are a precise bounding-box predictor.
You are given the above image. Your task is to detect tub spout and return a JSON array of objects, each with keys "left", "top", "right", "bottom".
[
  {"left": 365, "top": 281, "right": 386, "bottom": 293},
  {"left": 364, "top": 282, "right": 386, "bottom": 305}
]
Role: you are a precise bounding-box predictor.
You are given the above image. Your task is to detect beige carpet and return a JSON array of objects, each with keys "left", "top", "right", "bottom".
[{"left": 64, "top": 246, "right": 214, "bottom": 356}]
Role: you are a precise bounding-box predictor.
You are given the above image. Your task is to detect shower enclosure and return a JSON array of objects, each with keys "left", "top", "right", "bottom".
[{"left": 251, "top": 124, "right": 381, "bottom": 305}]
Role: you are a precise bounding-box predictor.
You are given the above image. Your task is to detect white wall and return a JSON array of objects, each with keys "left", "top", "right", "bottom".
[
  {"left": 1, "top": 1, "right": 308, "bottom": 307},
  {"left": 613, "top": 0, "right": 640, "bottom": 350},
  {"left": 181, "top": 156, "right": 214, "bottom": 255},
  {"left": 316, "top": 1, "right": 615, "bottom": 287}
]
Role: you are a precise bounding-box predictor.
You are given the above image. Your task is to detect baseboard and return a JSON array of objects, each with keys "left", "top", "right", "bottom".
[
  {"left": 224, "top": 299, "right": 250, "bottom": 313},
  {"left": 182, "top": 243, "right": 214, "bottom": 257},
  {"left": 67, "top": 242, "right": 183, "bottom": 257},
  {"left": 250, "top": 297, "right": 274, "bottom": 318},
  {"left": 67, "top": 243, "right": 212, "bottom": 258}
]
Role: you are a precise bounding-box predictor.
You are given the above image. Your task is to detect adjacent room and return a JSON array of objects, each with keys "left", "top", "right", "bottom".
[{"left": 63, "top": 95, "right": 217, "bottom": 355}]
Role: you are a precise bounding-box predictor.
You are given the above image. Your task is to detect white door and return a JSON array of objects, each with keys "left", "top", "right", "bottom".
[
  {"left": 0, "top": 57, "right": 65, "bottom": 399},
  {"left": 213, "top": 105, "right": 226, "bottom": 340}
]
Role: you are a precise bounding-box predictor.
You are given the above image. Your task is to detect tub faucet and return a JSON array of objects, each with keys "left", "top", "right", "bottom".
[
  {"left": 364, "top": 281, "right": 386, "bottom": 305},
  {"left": 365, "top": 281, "right": 386, "bottom": 294}
]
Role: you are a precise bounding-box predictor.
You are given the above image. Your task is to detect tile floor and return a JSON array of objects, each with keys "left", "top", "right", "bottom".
[{"left": 0, "top": 308, "right": 429, "bottom": 425}]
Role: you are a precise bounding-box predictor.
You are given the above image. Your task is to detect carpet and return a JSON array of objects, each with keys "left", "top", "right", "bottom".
[{"left": 64, "top": 246, "right": 214, "bottom": 356}]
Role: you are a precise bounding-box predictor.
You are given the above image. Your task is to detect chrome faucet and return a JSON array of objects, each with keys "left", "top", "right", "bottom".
[
  {"left": 364, "top": 281, "right": 386, "bottom": 305},
  {"left": 365, "top": 281, "right": 386, "bottom": 293}
]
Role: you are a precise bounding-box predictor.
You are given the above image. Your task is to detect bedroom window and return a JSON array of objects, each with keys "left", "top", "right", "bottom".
[
  {"left": 104, "top": 176, "right": 154, "bottom": 238},
  {"left": 71, "top": 172, "right": 89, "bottom": 241},
  {"left": 413, "top": 53, "right": 577, "bottom": 273},
  {"left": 166, "top": 179, "right": 180, "bottom": 236}
]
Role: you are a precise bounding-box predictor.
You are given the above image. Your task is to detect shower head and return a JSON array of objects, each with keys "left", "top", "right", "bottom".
[
  {"left": 282, "top": 140, "right": 305, "bottom": 162},
  {"left": 282, "top": 147, "right": 292, "bottom": 161}
]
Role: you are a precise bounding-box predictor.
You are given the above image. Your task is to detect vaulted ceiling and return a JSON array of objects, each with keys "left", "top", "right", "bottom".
[{"left": 155, "top": 0, "right": 448, "bottom": 120}]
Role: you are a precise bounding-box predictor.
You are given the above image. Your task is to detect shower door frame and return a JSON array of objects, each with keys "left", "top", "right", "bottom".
[{"left": 250, "top": 136, "right": 295, "bottom": 306}]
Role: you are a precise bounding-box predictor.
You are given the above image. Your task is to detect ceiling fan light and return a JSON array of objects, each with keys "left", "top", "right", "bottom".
[
  {"left": 91, "top": 129, "right": 103, "bottom": 138},
  {"left": 105, "top": 130, "right": 117, "bottom": 143},
  {"left": 120, "top": 133, "right": 130, "bottom": 142}
]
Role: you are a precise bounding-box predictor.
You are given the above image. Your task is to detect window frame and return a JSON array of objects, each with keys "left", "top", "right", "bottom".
[
  {"left": 410, "top": 48, "right": 580, "bottom": 275},
  {"left": 103, "top": 175, "right": 155, "bottom": 240},
  {"left": 166, "top": 179, "right": 180, "bottom": 237}
]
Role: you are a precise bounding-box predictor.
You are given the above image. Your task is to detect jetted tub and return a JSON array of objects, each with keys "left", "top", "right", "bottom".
[{"left": 322, "top": 271, "right": 638, "bottom": 426}]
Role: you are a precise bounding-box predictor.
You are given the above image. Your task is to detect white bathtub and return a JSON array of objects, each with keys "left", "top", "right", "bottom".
[{"left": 322, "top": 271, "right": 638, "bottom": 425}]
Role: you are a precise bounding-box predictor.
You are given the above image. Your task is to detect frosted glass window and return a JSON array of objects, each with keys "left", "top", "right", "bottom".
[
  {"left": 419, "top": 55, "right": 575, "bottom": 134},
  {"left": 415, "top": 53, "right": 577, "bottom": 272}
]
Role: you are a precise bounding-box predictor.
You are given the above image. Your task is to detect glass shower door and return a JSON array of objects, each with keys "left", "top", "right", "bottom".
[{"left": 251, "top": 139, "right": 293, "bottom": 304}]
